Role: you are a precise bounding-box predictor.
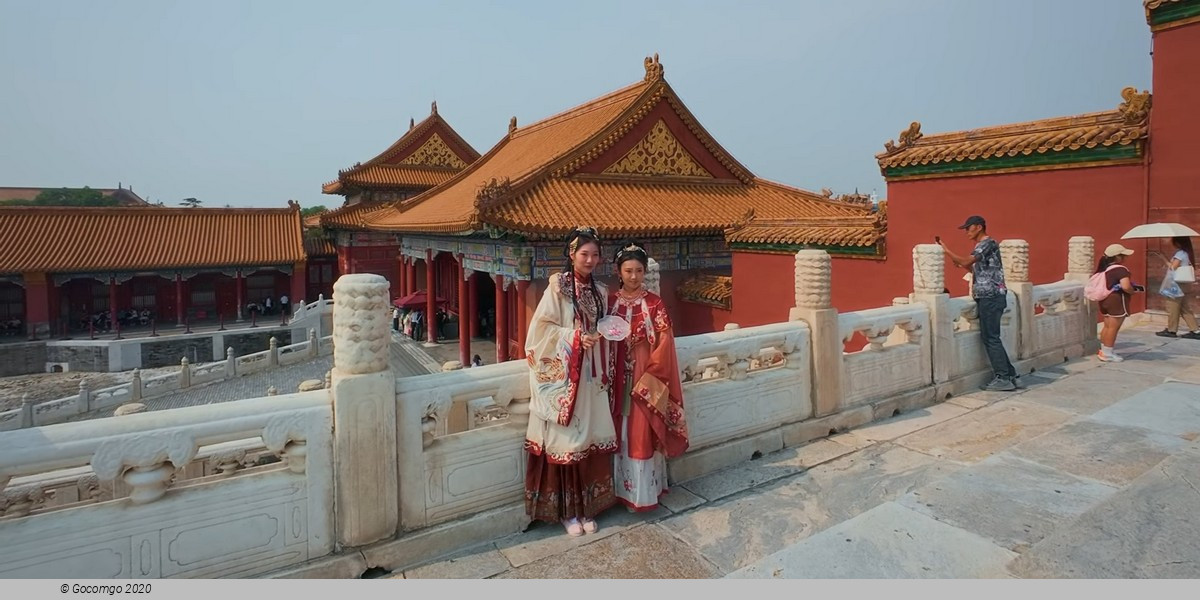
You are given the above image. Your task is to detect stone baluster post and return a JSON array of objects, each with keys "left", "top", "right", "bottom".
[
  {"left": 179, "top": 357, "right": 191, "bottom": 388},
  {"left": 268, "top": 337, "right": 279, "bottom": 367},
  {"left": 1065, "top": 236, "right": 1100, "bottom": 352},
  {"left": 76, "top": 379, "right": 91, "bottom": 415},
  {"left": 644, "top": 257, "right": 661, "bottom": 296},
  {"left": 19, "top": 394, "right": 33, "bottom": 429},
  {"left": 1000, "top": 239, "right": 1034, "bottom": 360},
  {"left": 788, "top": 250, "right": 842, "bottom": 417},
  {"left": 330, "top": 273, "right": 398, "bottom": 546},
  {"left": 912, "top": 244, "right": 954, "bottom": 385},
  {"left": 225, "top": 347, "right": 236, "bottom": 379},
  {"left": 129, "top": 369, "right": 142, "bottom": 402},
  {"left": 308, "top": 328, "right": 319, "bottom": 359}
]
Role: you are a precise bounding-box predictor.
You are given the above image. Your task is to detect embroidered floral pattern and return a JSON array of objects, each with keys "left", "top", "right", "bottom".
[
  {"left": 524, "top": 438, "right": 618, "bottom": 464},
  {"left": 534, "top": 357, "right": 565, "bottom": 383}
]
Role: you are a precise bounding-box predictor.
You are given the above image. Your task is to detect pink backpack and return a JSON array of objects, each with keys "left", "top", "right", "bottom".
[{"left": 1084, "top": 265, "right": 1123, "bottom": 302}]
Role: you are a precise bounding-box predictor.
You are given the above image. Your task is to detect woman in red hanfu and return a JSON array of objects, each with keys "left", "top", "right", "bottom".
[
  {"left": 524, "top": 227, "right": 618, "bottom": 537},
  {"left": 606, "top": 242, "right": 689, "bottom": 512}
]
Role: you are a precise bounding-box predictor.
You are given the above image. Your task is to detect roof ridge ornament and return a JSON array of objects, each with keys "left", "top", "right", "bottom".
[
  {"left": 475, "top": 177, "right": 512, "bottom": 210},
  {"left": 1118, "top": 87, "right": 1151, "bottom": 125},
  {"left": 644, "top": 53, "right": 664, "bottom": 82},
  {"left": 409, "top": 117, "right": 415, "bottom": 130},
  {"left": 882, "top": 121, "right": 922, "bottom": 154},
  {"left": 509, "top": 116, "right": 518, "bottom": 134},
  {"left": 431, "top": 101, "right": 438, "bottom": 115}
]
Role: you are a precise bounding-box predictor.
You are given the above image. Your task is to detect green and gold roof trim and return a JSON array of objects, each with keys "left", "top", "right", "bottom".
[
  {"left": 876, "top": 88, "right": 1150, "bottom": 181},
  {"left": 1145, "top": 0, "right": 1200, "bottom": 30}
]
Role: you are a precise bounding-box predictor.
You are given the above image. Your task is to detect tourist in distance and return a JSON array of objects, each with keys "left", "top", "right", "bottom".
[
  {"left": 606, "top": 242, "right": 689, "bottom": 513},
  {"left": 938, "top": 215, "right": 1020, "bottom": 391},
  {"left": 1091, "top": 243, "right": 1143, "bottom": 362},
  {"left": 1154, "top": 236, "right": 1199, "bottom": 340},
  {"left": 523, "top": 226, "right": 617, "bottom": 537}
]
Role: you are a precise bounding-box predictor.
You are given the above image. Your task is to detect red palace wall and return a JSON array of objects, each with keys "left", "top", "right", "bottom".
[
  {"left": 885, "top": 165, "right": 1149, "bottom": 312},
  {"left": 1147, "top": 20, "right": 1200, "bottom": 312}
]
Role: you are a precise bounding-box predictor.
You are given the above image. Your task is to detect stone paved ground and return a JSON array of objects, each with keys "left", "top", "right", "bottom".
[{"left": 389, "top": 327, "right": 1200, "bottom": 579}]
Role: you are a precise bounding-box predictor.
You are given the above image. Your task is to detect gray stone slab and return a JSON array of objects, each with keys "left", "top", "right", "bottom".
[
  {"left": 1159, "top": 338, "right": 1200, "bottom": 358},
  {"left": 1008, "top": 419, "right": 1187, "bottom": 486},
  {"left": 726, "top": 502, "right": 1017, "bottom": 578},
  {"left": 946, "top": 396, "right": 990, "bottom": 410},
  {"left": 680, "top": 437, "right": 871, "bottom": 502},
  {"left": 495, "top": 524, "right": 720, "bottom": 578},
  {"left": 658, "top": 485, "right": 706, "bottom": 513},
  {"left": 1108, "top": 350, "right": 1200, "bottom": 380},
  {"left": 898, "top": 454, "right": 1116, "bottom": 552},
  {"left": 1009, "top": 450, "right": 1200, "bottom": 578},
  {"left": 660, "top": 444, "right": 961, "bottom": 573},
  {"left": 1113, "top": 334, "right": 1174, "bottom": 357},
  {"left": 896, "top": 400, "right": 1073, "bottom": 463},
  {"left": 1013, "top": 367, "right": 1165, "bottom": 416},
  {"left": 1087, "top": 382, "right": 1200, "bottom": 438},
  {"left": 495, "top": 505, "right": 671, "bottom": 568},
  {"left": 403, "top": 545, "right": 511, "bottom": 579},
  {"left": 1053, "top": 356, "right": 1104, "bottom": 376},
  {"left": 840, "top": 402, "right": 972, "bottom": 444}
]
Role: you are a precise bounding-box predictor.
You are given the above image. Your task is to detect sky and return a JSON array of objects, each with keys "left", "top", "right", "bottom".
[{"left": 0, "top": 0, "right": 1153, "bottom": 210}]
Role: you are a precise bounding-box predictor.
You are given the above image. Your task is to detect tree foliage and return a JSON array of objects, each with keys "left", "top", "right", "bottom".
[{"left": 1, "top": 187, "right": 120, "bottom": 207}]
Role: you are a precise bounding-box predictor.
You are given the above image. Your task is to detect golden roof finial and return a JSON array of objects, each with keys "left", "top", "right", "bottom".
[
  {"left": 1118, "top": 87, "right": 1151, "bottom": 125},
  {"left": 898, "top": 122, "right": 922, "bottom": 147},
  {"left": 431, "top": 101, "right": 438, "bottom": 115},
  {"left": 509, "top": 116, "right": 518, "bottom": 134},
  {"left": 644, "top": 53, "right": 664, "bottom": 82}
]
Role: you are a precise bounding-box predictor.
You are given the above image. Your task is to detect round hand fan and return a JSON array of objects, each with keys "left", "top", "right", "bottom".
[{"left": 597, "top": 315, "right": 631, "bottom": 341}]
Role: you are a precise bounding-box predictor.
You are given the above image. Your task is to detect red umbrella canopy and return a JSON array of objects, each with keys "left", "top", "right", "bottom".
[{"left": 393, "top": 290, "right": 449, "bottom": 309}]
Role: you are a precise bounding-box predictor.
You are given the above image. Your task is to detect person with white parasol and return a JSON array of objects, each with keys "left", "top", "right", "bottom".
[{"left": 1121, "top": 223, "right": 1200, "bottom": 340}]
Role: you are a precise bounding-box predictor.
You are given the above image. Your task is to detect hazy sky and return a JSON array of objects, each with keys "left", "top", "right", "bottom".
[{"left": 0, "top": 0, "right": 1152, "bottom": 209}]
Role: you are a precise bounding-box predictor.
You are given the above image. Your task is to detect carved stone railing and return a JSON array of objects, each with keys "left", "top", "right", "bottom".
[
  {"left": 1028, "top": 281, "right": 1089, "bottom": 357},
  {"left": 675, "top": 322, "right": 811, "bottom": 450},
  {"left": 838, "top": 304, "right": 932, "bottom": 409},
  {"left": 944, "top": 292, "right": 1020, "bottom": 380},
  {"left": 394, "top": 361, "right": 530, "bottom": 531},
  {"left": 9, "top": 330, "right": 333, "bottom": 431},
  {"left": 0, "top": 392, "right": 334, "bottom": 578}
]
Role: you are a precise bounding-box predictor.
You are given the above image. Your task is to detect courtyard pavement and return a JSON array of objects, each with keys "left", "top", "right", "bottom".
[{"left": 388, "top": 326, "right": 1200, "bottom": 579}]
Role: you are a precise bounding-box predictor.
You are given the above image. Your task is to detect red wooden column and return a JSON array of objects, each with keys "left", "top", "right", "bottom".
[
  {"left": 467, "top": 272, "right": 479, "bottom": 338},
  {"left": 398, "top": 256, "right": 408, "bottom": 296},
  {"left": 22, "top": 271, "right": 50, "bottom": 340},
  {"left": 495, "top": 274, "right": 508, "bottom": 362},
  {"left": 407, "top": 260, "right": 417, "bottom": 293},
  {"left": 290, "top": 261, "right": 306, "bottom": 310},
  {"left": 175, "top": 273, "right": 185, "bottom": 326},
  {"left": 515, "top": 279, "right": 529, "bottom": 358},
  {"left": 425, "top": 249, "right": 437, "bottom": 343},
  {"left": 458, "top": 258, "right": 470, "bottom": 366},
  {"left": 235, "top": 270, "right": 245, "bottom": 321},
  {"left": 108, "top": 276, "right": 118, "bottom": 330}
]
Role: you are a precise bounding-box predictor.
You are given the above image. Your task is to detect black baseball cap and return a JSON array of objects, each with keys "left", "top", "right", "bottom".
[{"left": 957, "top": 215, "right": 986, "bottom": 229}]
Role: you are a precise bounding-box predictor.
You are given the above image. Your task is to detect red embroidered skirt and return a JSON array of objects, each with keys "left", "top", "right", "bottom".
[{"left": 524, "top": 452, "right": 616, "bottom": 522}]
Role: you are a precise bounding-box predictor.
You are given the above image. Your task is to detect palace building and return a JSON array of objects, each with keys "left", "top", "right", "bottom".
[
  {"left": 340, "top": 55, "right": 884, "bottom": 365},
  {"left": 0, "top": 204, "right": 306, "bottom": 338}
]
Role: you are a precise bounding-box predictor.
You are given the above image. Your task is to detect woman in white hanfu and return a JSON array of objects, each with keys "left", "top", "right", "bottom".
[{"left": 524, "top": 227, "right": 618, "bottom": 537}]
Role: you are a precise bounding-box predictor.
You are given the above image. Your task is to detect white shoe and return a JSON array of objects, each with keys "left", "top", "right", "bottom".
[{"left": 1097, "top": 351, "right": 1124, "bottom": 363}]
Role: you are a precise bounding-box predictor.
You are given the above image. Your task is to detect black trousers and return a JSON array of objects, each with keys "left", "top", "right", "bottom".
[{"left": 977, "top": 295, "right": 1016, "bottom": 379}]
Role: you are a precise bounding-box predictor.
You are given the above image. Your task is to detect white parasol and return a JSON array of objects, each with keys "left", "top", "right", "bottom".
[{"left": 1120, "top": 222, "right": 1200, "bottom": 239}]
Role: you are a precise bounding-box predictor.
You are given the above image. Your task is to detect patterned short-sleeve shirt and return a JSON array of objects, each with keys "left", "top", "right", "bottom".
[{"left": 971, "top": 238, "right": 1007, "bottom": 299}]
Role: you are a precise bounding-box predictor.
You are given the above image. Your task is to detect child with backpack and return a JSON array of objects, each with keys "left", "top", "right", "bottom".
[{"left": 1085, "top": 244, "right": 1144, "bottom": 362}]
